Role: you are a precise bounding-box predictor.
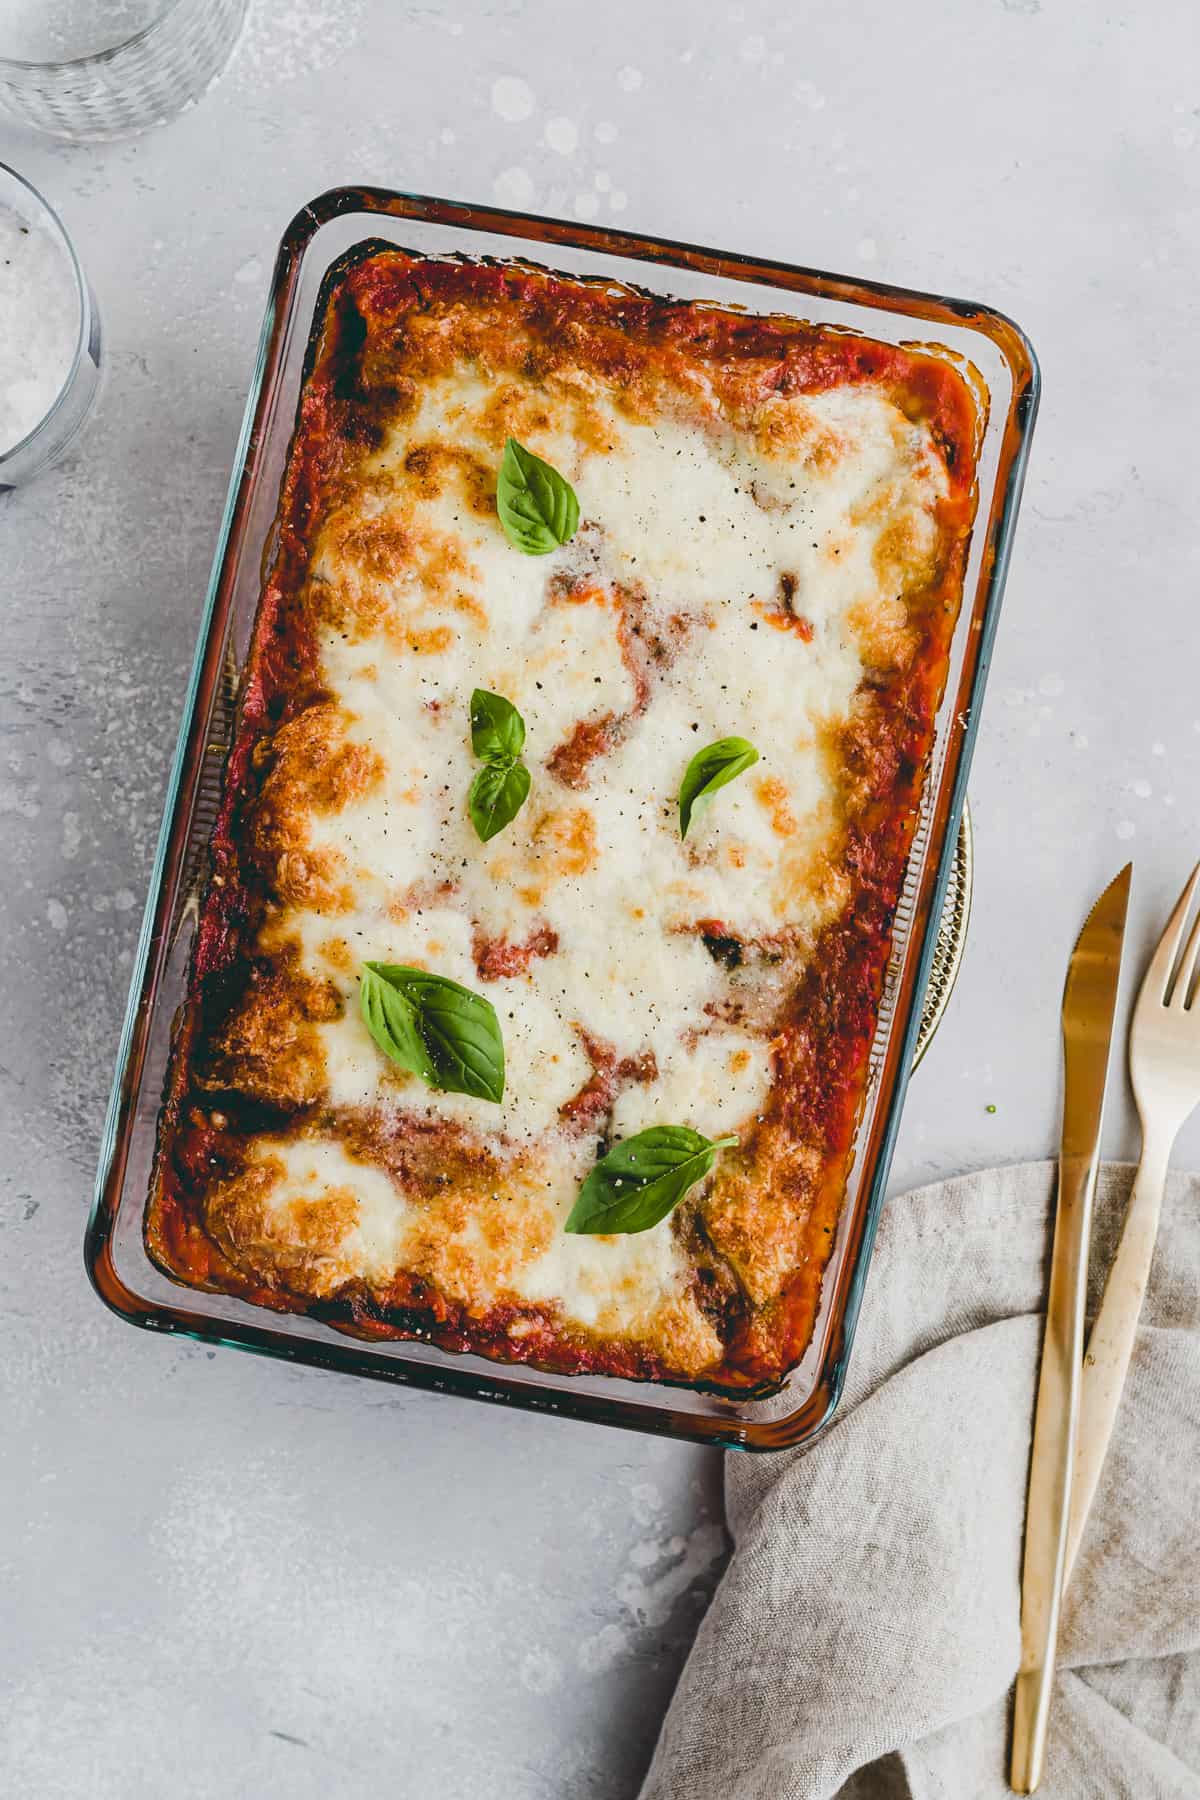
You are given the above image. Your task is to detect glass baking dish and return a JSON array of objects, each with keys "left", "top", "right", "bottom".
[{"left": 87, "top": 187, "right": 1038, "bottom": 1451}]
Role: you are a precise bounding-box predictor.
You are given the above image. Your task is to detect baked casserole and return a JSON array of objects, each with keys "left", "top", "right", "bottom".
[{"left": 147, "top": 248, "right": 982, "bottom": 1393}]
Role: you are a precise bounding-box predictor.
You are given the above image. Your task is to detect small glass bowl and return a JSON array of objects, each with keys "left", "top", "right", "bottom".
[
  {"left": 0, "top": 0, "right": 248, "bottom": 141},
  {"left": 0, "top": 162, "right": 102, "bottom": 490}
]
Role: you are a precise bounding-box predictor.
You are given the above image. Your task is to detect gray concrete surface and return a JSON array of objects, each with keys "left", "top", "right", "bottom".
[{"left": 2, "top": 2, "right": 1198, "bottom": 1795}]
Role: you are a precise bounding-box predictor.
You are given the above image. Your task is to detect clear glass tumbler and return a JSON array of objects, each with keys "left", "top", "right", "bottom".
[
  {"left": 0, "top": 0, "right": 248, "bottom": 140},
  {"left": 0, "top": 162, "right": 102, "bottom": 490}
]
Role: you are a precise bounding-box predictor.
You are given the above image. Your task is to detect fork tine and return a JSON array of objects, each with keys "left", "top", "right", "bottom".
[
  {"left": 1142, "top": 859, "right": 1200, "bottom": 1006},
  {"left": 1173, "top": 891, "right": 1200, "bottom": 1009}
]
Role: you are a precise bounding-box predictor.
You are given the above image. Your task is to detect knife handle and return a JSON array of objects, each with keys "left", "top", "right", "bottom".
[{"left": 1010, "top": 1151, "right": 1096, "bottom": 1794}]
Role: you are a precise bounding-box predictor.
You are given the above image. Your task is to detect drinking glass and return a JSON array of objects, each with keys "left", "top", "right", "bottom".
[{"left": 0, "top": 0, "right": 248, "bottom": 140}]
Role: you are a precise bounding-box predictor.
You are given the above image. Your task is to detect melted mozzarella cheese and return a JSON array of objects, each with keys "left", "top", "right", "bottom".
[
  {"left": 510, "top": 1212, "right": 691, "bottom": 1332},
  {"left": 573, "top": 388, "right": 912, "bottom": 612},
  {"left": 608, "top": 1032, "right": 774, "bottom": 1144},
  {"left": 254, "top": 1136, "right": 412, "bottom": 1284},
  {"left": 258, "top": 358, "right": 949, "bottom": 1340}
]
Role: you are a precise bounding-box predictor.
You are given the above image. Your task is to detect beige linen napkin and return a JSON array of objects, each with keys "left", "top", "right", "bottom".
[{"left": 639, "top": 1163, "right": 1200, "bottom": 1800}]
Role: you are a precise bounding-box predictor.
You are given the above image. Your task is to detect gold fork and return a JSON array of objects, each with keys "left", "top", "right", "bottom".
[{"left": 1065, "top": 860, "right": 1200, "bottom": 1581}]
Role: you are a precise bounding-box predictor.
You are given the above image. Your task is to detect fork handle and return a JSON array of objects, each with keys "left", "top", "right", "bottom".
[{"left": 1064, "top": 1135, "right": 1169, "bottom": 1584}]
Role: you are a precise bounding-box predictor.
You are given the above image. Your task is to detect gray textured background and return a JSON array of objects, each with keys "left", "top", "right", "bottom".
[{"left": 2, "top": 3, "right": 1198, "bottom": 1795}]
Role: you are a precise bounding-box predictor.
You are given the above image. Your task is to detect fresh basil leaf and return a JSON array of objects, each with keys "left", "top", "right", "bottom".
[
  {"left": 470, "top": 687, "right": 526, "bottom": 761},
  {"left": 467, "top": 689, "right": 531, "bottom": 840},
  {"left": 469, "top": 756, "right": 531, "bottom": 842},
  {"left": 565, "top": 1126, "right": 738, "bottom": 1236},
  {"left": 360, "top": 963, "right": 505, "bottom": 1103},
  {"left": 496, "top": 436, "right": 580, "bottom": 555},
  {"left": 678, "top": 736, "right": 760, "bottom": 839},
  {"left": 360, "top": 964, "right": 438, "bottom": 1086}
]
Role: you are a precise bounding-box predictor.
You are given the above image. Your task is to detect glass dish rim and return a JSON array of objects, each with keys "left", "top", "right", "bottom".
[
  {"left": 0, "top": 159, "right": 90, "bottom": 468},
  {"left": 0, "top": 0, "right": 192, "bottom": 73},
  {"left": 86, "top": 184, "right": 1040, "bottom": 1451}
]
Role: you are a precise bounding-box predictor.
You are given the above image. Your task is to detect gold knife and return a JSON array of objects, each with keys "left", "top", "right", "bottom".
[{"left": 1010, "top": 863, "right": 1132, "bottom": 1794}]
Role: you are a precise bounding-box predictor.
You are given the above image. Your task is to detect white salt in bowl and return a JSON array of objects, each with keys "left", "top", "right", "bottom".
[{"left": 0, "top": 162, "right": 102, "bottom": 490}]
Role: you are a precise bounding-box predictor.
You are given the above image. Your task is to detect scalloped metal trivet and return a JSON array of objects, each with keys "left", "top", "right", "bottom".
[
  {"left": 912, "top": 798, "right": 973, "bottom": 1070},
  {"left": 174, "top": 642, "right": 240, "bottom": 941}
]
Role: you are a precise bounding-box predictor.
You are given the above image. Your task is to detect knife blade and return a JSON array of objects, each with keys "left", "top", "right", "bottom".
[{"left": 1010, "top": 862, "right": 1132, "bottom": 1795}]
